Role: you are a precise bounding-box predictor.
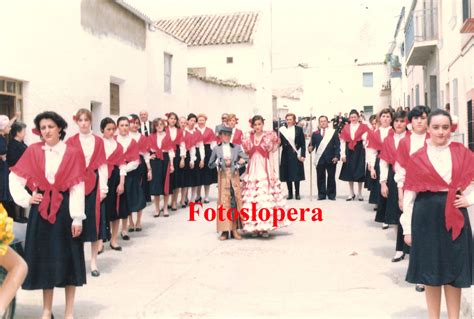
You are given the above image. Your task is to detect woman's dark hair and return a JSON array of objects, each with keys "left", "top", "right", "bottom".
[
  {"left": 251, "top": 115, "right": 265, "bottom": 126},
  {"left": 349, "top": 109, "right": 359, "bottom": 117},
  {"left": 167, "top": 112, "right": 179, "bottom": 128},
  {"left": 369, "top": 114, "right": 377, "bottom": 122},
  {"left": 34, "top": 111, "right": 67, "bottom": 140},
  {"left": 378, "top": 108, "right": 393, "bottom": 119},
  {"left": 129, "top": 114, "right": 140, "bottom": 122},
  {"left": 393, "top": 111, "right": 407, "bottom": 122},
  {"left": 428, "top": 109, "right": 452, "bottom": 125},
  {"left": 100, "top": 117, "right": 116, "bottom": 133},
  {"left": 117, "top": 116, "right": 129, "bottom": 126},
  {"left": 408, "top": 105, "right": 431, "bottom": 122},
  {"left": 187, "top": 113, "right": 197, "bottom": 121},
  {"left": 9, "top": 121, "right": 26, "bottom": 139}
]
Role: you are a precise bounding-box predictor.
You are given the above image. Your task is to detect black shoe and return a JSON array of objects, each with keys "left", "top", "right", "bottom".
[
  {"left": 135, "top": 227, "right": 142, "bottom": 232},
  {"left": 204, "top": 199, "right": 210, "bottom": 204},
  {"left": 415, "top": 284, "right": 425, "bottom": 292},
  {"left": 382, "top": 224, "right": 389, "bottom": 230},
  {"left": 91, "top": 269, "right": 100, "bottom": 277},
  {"left": 181, "top": 204, "right": 187, "bottom": 208},
  {"left": 391, "top": 253, "right": 405, "bottom": 263},
  {"left": 287, "top": 194, "right": 293, "bottom": 200},
  {"left": 328, "top": 197, "right": 336, "bottom": 201},
  {"left": 121, "top": 233, "right": 130, "bottom": 241},
  {"left": 168, "top": 205, "right": 171, "bottom": 209},
  {"left": 346, "top": 195, "right": 355, "bottom": 201},
  {"left": 109, "top": 244, "right": 122, "bottom": 251},
  {"left": 295, "top": 194, "right": 301, "bottom": 200},
  {"left": 171, "top": 207, "right": 177, "bottom": 211},
  {"left": 128, "top": 228, "right": 135, "bottom": 232},
  {"left": 195, "top": 197, "right": 202, "bottom": 203},
  {"left": 318, "top": 197, "right": 326, "bottom": 200}
]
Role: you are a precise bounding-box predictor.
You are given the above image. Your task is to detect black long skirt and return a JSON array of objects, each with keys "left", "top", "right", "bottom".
[
  {"left": 406, "top": 192, "right": 472, "bottom": 288},
  {"left": 139, "top": 155, "right": 151, "bottom": 202},
  {"left": 149, "top": 153, "right": 172, "bottom": 195},
  {"left": 375, "top": 166, "right": 401, "bottom": 225},
  {"left": 171, "top": 145, "right": 184, "bottom": 189},
  {"left": 124, "top": 168, "right": 146, "bottom": 213},
  {"left": 183, "top": 150, "right": 201, "bottom": 187},
  {"left": 368, "top": 157, "right": 381, "bottom": 204},
  {"left": 364, "top": 165, "right": 374, "bottom": 191},
  {"left": 83, "top": 171, "right": 107, "bottom": 242},
  {"left": 279, "top": 146, "right": 305, "bottom": 182},
  {"left": 105, "top": 166, "right": 122, "bottom": 222},
  {"left": 339, "top": 141, "right": 365, "bottom": 182},
  {"left": 200, "top": 144, "right": 217, "bottom": 186},
  {"left": 23, "top": 191, "right": 86, "bottom": 290}
]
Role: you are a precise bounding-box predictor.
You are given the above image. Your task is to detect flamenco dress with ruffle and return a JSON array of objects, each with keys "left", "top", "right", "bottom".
[{"left": 240, "top": 131, "right": 290, "bottom": 233}]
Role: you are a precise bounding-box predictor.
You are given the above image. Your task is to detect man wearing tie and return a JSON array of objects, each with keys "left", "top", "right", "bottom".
[
  {"left": 139, "top": 110, "right": 154, "bottom": 136},
  {"left": 308, "top": 115, "right": 340, "bottom": 200}
]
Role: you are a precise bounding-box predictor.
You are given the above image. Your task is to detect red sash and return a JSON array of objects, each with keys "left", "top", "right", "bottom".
[{"left": 339, "top": 123, "right": 369, "bottom": 150}]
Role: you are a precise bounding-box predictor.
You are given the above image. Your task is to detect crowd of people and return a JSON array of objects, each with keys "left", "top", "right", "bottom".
[{"left": 0, "top": 104, "right": 472, "bottom": 318}]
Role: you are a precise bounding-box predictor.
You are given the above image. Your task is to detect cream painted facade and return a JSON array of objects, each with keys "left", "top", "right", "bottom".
[
  {"left": 0, "top": 0, "right": 188, "bottom": 142},
  {"left": 185, "top": 12, "right": 273, "bottom": 129},
  {"left": 400, "top": 0, "right": 474, "bottom": 148}
]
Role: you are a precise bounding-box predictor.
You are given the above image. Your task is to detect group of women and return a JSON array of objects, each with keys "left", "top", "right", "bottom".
[
  {"left": 338, "top": 107, "right": 473, "bottom": 319},
  {"left": 2, "top": 110, "right": 251, "bottom": 318}
]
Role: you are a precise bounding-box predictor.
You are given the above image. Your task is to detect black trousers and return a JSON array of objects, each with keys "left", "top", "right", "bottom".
[{"left": 316, "top": 162, "right": 337, "bottom": 199}]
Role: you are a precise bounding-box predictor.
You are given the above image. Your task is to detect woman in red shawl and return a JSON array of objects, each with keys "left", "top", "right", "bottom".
[
  {"left": 67, "top": 109, "right": 108, "bottom": 278},
  {"left": 402, "top": 109, "right": 474, "bottom": 318},
  {"left": 9, "top": 111, "right": 86, "bottom": 319},
  {"left": 339, "top": 109, "right": 370, "bottom": 201},
  {"left": 196, "top": 113, "right": 217, "bottom": 203}
]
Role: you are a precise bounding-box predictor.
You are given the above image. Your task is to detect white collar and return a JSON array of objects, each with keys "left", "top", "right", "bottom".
[
  {"left": 427, "top": 139, "right": 451, "bottom": 150},
  {"left": 42, "top": 140, "right": 66, "bottom": 153},
  {"left": 80, "top": 131, "right": 93, "bottom": 138}
]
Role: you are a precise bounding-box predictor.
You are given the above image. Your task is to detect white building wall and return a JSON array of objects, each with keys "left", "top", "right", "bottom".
[
  {"left": 0, "top": 1, "right": 187, "bottom": 143},
  {"left": 187, "top": 77, "right": 257, "bottom": 132},
  {"left": 186, "top": 11, "right": 273, "bottom": 129}
]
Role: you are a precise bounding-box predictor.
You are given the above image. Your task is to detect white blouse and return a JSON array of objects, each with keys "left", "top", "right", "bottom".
[
  {"left": 79, "top": 132, "right": 108, "bottom": 197},
  {"left": 401, "top": 140, "right": 474, "bottom": 235},
  {"left": 379, "top": 131, "right": 407, "bottom": 182},
  {"left": 9, "top": 141, "right": 86, "bottom": 226},
  {"left": 168, "top": 127, "right": 186, "bottom": 156},
  {"left": 116, "top": 134, "right": 139, "bottom": 173},
  {"left": 103, "top": 137, "right": 126, "bottom": 176},
  {"left": 155, "top": 132, "right": 176, "bottom": 159},
  {"left": 394, "top": 132, "right": 426, "bottom": 188}
]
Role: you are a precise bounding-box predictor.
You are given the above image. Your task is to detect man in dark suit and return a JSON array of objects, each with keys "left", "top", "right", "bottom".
[
  {"left": 279, "top": 113, "right": 306, "bottom": 200},
  {"left": 308, "top": 115, "right": 340, "bottom": 200},
  {"left": 139, "top": 110, "right": 154, "bottom": 136}
]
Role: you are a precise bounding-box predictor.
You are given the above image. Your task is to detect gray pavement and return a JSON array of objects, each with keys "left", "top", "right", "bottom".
[{"left": 15, "top": 161, "right": 472, "bottom": 318}]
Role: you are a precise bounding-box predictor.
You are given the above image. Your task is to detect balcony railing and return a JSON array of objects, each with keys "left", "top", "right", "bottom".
[{"left": 405, "top": 8, "right": 438, "bottom": 57}]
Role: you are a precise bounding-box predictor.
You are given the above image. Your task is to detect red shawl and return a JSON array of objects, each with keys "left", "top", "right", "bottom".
[
  {"left": 232, "top": 128, "right": 243, "bottom": 145},
  {"left": 379, "top": 130, "right": 411, "bottom": 166},
  {"left": 339, "top": 123, "right": 369, "bottom": 150},
  {"left": 183, "top": 129, "right": 202, "bottom": 150},
  {"left": 135, "top": 134, "right": 149, "bottom": 155},
  {"left": 66, "top": 134, "right": 106, "bottom": 195},
  {"left": 200, "top": 127, "right": 217, "bottom": 145},
  {"left": 11, "top": 142, "right": 85, "bottom": 224},
  {"left": 396, "top": 133, "right": 430, "bottom": 169},
  {"left": 166, "top": 127, "right": 183, "bottom": 146},
  {"left": 115, "top": 136, "right": 140, "bottom": 163},
  {"left": 367, "top": 127, "right": 392, "bottom": 151},
  {"left": 106, "top": 142, "right": 125, "bottom": 178},
  {"left": 404, "top": 142, "right": 474, "bottom": 240}
]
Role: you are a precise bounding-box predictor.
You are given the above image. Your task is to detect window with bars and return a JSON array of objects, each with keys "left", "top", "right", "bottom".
[
  {"left": 110, "top": 83, "right": 120, "bottom": 115},
  {"left": 164, "top": 53, "right": 172, "bottom": 93}
]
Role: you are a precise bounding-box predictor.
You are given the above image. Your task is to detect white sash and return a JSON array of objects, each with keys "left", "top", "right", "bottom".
[
  {"left": 313, "top": 128, "right": 335, "bottom": 165},
  {"left": 279, "top": 126, "right": 301, "bottom": 157}
]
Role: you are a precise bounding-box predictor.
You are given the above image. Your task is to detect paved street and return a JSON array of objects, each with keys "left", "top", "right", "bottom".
[{"left": 15, "top": 162, "right": 472, "bottom": 318}]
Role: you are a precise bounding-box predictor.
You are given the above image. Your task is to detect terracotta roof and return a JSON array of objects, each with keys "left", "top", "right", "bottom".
[{"left": 155, "top": 12, "right": 259, "bottom": 46}]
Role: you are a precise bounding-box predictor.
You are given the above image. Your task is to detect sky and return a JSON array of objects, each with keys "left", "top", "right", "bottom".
[{"left": 129, "top": 0, "right": 409, "bottom": 88}]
